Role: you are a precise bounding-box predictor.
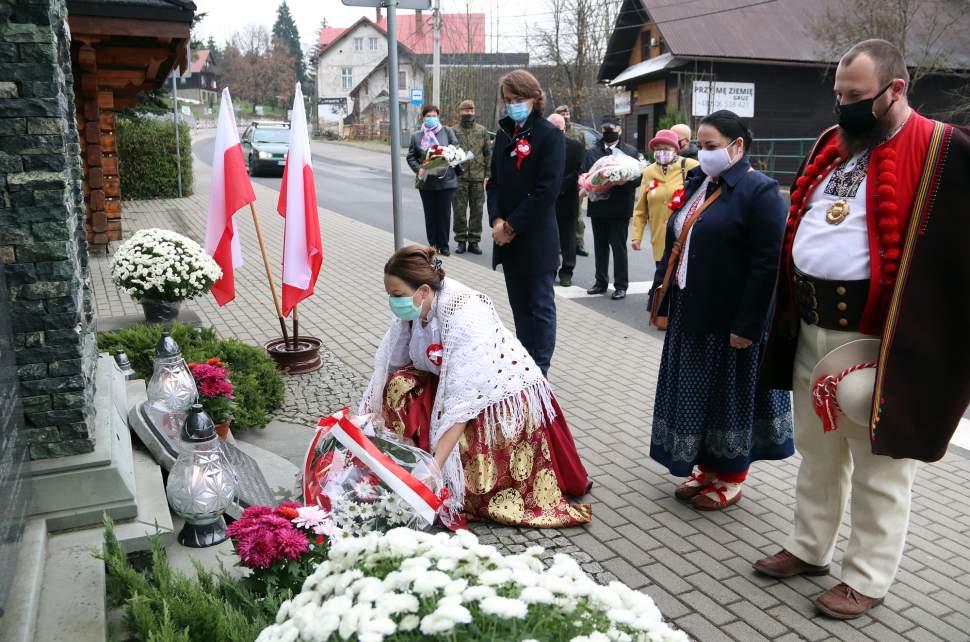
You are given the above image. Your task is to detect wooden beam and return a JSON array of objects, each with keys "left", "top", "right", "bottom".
[
  {"left": 91, "top": 45, "right": 171, "bottom": 66},
  {"left": 97, "top": 91, "right": 114, "bottom": 110},
  {"left": 96, "top": 68, "right": 147, "bottom": 88},
  {"left": 68, "top": 16, "right": 190, "bottom": 40}
]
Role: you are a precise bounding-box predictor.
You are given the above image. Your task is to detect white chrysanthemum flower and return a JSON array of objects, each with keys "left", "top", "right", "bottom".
[
  {"left": 398, "top": 615, "right": 420, "bottom": 632},
  {"left": 419, "top": 611, "right": 457, "bottom": 635},
  {"left": 480, "top": 595, "right": 528, "bottom": 619},
  {"left": 411, "top": 570, "right": 451, "bottom": 597}
]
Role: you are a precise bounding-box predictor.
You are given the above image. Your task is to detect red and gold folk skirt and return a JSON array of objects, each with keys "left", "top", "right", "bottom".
[{"left": 382, "top": 366, "right": 592, "bottom": 529}]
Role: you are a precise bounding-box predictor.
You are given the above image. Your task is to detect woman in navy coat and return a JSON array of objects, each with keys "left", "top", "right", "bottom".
[
  {"left": 486, "top": 69, "right": 564, "bottom": 376},
  {"left": 648, "top": 110, "right": 794, "bottom": 510}
]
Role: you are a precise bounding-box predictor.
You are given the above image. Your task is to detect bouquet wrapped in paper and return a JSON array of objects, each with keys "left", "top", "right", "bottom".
[
  {"left": 578, "top": 152, "right": 647, "bottom": 201},
  {"left": 303, "top": 409, "right": 447, "bottom": 535},
  {"left": 416, "top": 144, "right": 472, "bottom": 188}
]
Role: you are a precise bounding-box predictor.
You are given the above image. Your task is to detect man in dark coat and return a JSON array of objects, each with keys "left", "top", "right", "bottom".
[
  {"left": 583, "top": 116, "right": 641, "bottom": 300},
  {"left": 548, "top": 113, "right": 584, "bottom": 288},
  {"left": 487, "top": 70, "right": 565, "bottom": 376},
  {"left": 753, "top": 39, "right": 970, "bottom": 621}
]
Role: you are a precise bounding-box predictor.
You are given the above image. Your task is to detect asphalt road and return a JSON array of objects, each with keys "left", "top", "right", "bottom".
[{"left": 193, "top": 136, "right": 659, "bottom": 333}]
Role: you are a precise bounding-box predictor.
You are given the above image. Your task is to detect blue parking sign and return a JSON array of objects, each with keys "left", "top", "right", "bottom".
[{"left": 410, "top": 88, "right": 424, "bottom": 106}]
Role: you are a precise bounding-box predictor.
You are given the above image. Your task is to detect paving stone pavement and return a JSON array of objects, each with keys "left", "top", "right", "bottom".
[{"left": 88, "top": 157, "right": 970, "bottom": 642}]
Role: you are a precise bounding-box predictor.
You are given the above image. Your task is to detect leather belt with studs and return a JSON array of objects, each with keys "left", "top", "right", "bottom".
[{"left": 792, "top": 267, "right": 869, "bottom": 332}]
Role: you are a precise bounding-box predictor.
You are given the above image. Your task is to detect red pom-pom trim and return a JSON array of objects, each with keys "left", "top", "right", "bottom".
[
  {"left": 876, "top": 184, "right": 896, "bottom": 200},
  {"left": 877, "top": 218, "right": 898, "bottom": 232},
  {"left": 881, "top": 232, "right": 901, "bottom": 245},
  {"left": 795, "top": 176, "right": 809, "bottom": 189},
  {"left": 877, "top": 160, "right": 896, "bottom": 174},
  {"left": 884, "top": 247, "right": 901, "bottom": 260},
  {"left": 877, "top": 201, "right": 898, "bottom": 215},
  {"left": 883, "top": 262, "right": 898, "bottom": 274}
]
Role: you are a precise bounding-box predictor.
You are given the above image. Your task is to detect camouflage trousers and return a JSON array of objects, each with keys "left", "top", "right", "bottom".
[{"left": 452, "top": 180, "right": 485, "bottom": 243}]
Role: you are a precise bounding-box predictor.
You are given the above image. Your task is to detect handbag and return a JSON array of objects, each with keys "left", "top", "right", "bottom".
[{"left": 649, "top": 186, "right": 722, "bottom": 328}]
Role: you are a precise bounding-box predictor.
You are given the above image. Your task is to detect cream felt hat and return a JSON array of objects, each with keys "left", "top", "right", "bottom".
[{"left": 810, "top": 338, "right": 881, "bottom": 430}]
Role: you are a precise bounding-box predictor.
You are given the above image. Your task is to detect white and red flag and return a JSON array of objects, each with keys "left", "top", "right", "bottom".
[
  {"left": 277, "top": 82, "right": 322, "bottom": 316},
  {"left": 205, "top": 88, "right": 255, "bottom": 306}
]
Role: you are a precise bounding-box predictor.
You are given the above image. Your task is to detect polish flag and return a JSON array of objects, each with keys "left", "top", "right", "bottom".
[
  {"left": 277, "top": 82, "right": 322, "bottom": 316},
  {"left": 205, "top": 88, "right": 255, "bottom": 306}
]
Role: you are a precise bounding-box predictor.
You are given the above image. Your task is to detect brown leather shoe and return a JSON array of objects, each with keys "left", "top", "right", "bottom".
[
  {"left": 674, "top": 472, "right": 713, "bottom": 501},
  {"left": 815, "top": 583, "right": 884, "bottom": 619},
  {"left": 691, "top": 486, "right": 742, "bottom": 510},
  {"left": 752, "top": 549, "right": 830, "bottom": 578}
]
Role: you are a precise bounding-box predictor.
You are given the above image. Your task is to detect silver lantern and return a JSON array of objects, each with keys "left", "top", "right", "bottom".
[
  {"left": 145, "top": 331, "right": 198, "bottom": 453},
  {"left": 165, "top": 404, "right": 238, "bottom": 547}
]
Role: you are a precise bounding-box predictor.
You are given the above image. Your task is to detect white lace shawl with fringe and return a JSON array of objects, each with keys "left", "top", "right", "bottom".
[{"left": 358, "top": 278, "right": 557, "bottom": 525}]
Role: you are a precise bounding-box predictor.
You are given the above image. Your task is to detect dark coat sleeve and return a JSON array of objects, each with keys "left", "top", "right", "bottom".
[
  {"left": 486, "top": 131, "right": 503, "bottom": 226},
  {"left": 406, "top": 134, "right": 422, "bottom": 174},
  {"left": 731, "top": 177, "right": 787, "bottom": 341},
  {"left": 504, "top": 129, "right": 565, "bottom": 235},
  {"left": 561, "top": 137, "right": 584, "bottom": 194}
]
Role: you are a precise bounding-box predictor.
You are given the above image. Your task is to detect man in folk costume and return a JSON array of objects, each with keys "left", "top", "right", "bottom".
[{"left": 754, "top": 39, "right": 970, "bottom": 619}]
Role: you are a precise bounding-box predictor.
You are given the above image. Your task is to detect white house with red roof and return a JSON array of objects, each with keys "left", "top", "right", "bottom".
[
  {"left": 176, "top": 48, "right": 220, "bottom": 107},
  {"left": 314, "top": 10, "right": 485, "bottom": 134}
]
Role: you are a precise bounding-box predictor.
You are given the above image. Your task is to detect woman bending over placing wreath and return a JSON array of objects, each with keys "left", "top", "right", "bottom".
[{"left": 358, "top": 245, "right": 592, "bottom": 530}]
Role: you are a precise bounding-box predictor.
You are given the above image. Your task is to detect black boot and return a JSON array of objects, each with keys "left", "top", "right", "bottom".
[
  {"left": 455, "top": 241, "right": 467, "bottom": 254},
  {"left": 468, "top": 242, "right": 482, "bottom": 255}
]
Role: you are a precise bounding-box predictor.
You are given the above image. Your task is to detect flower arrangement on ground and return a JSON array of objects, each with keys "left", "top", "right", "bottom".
[
  {"left": 256, "top": 527, "right": 689, "bottom": 642},
  {"left": 227, "top": 503, "right": 334, "bottom": 596},
  {"left": 304, "top": 411, "right": 446, "bottom": 535},
  {"left": 579, "top": 153, "right": 647, "bottom": 202},
  {"left": 188, "top": 357, "right": 237, "bottom": 425},
  {"left": 110, "top": 228, "right": 222, "bottom": 302},
  {"left": 416, "top": 144, "right": 471, "bottom": 188}
]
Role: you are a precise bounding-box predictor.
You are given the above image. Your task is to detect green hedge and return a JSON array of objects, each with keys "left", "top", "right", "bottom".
[
  {"left": 117, "top": 116, "right": 193, "bottom": 200},
  {"left": 97, "top": 322, "right": 284, "bottom": 430}
]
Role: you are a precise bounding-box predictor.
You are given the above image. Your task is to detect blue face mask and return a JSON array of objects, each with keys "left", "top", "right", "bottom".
[
  {"left": 388, "top": 295, "right": 422, "bottom": 320},
  {"left": 507, "top": 101, "right": 530, "bottom": 124},
  {"left": 424, "top": 116, "right": 439, "bottom": 129}
]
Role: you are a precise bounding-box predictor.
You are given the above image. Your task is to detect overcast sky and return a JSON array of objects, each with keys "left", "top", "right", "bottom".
[{"left": 194, "top": 0, "right": 553, "bottom": 53}]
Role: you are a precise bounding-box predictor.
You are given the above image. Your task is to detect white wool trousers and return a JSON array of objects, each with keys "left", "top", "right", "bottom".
[{"left": 784, "top": 322, "right": 919, "bottom": 599}]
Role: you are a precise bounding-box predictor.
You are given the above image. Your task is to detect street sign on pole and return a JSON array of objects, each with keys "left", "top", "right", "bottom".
[
  {"left": 343, "top": 0, "right": 414, "bottom": 249},
  {"left": 410, "top": 88, "right": 424, "bottom": 106}
]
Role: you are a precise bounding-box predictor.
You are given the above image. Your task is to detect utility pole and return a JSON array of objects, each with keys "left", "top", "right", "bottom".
[
  {"left": 387, "top": 0, "right": 405, "bottom": 249},
  {"left": 171, "top": 73, "right": 183, "bottom": 198},
  {"left": 432, "top": 0, "right": 441, "bottom": 107}
]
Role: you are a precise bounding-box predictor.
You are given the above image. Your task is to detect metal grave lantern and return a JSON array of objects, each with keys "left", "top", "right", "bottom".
[
  {"left": 165, "top": 404, "right": 239, "bottom": 547},
  {"left": 145, "top": 331, "right": 198, "bottom": 457}
]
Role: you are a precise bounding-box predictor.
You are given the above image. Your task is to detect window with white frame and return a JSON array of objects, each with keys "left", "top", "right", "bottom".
[
  {"left": 341, "top": 67, "right": 353, "bottom": 90},
  {"left": 398, "top": 70, "right": 407, "bottom": 88},
  {"left": 368, "top": 37, "right": 378, "bottom": 50},
  {"left": 353, "top": 37, "right": 363, "bottom": 51}
]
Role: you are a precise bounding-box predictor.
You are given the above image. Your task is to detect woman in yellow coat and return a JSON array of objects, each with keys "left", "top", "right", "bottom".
[{"left": 632, "top": 129, "right": 699, "bottom": 267}]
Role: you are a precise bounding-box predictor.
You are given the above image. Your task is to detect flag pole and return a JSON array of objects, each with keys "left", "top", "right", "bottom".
[
  {"left": 292, "top": 304, "right": 299, "bottom": 352},
  {"left": 248, "top": 202, "right": 290, "bottom": 346}
]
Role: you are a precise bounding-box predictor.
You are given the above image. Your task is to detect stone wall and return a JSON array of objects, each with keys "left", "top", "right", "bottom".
[{"left": 0, "top": 0, "right": 99, "bottom": 460}]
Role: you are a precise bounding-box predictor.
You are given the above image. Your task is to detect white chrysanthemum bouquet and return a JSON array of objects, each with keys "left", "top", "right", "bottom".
[
  {"left": 256, "top": 528, "right": 689, "bottom": 642},
  {"left": 416, "top": 144, "right": 472, "bottom": 188},
  {"left": 578, "top": 152, "right": 647, "bottom": 202},
  {"left": 110, "top": 228, "right": 222, "bottom": 302}
]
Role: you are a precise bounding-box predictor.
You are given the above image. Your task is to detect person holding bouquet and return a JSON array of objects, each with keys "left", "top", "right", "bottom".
[
  {"left": 359, "top": 245, "right": 592, "bottom": 530},
  {"left": 648, "top": 110, "right": 793, "bottom": 510},
  {"left": 632, "top": 129, "right": 698, "bottom": 269},
  {"left": 582, "top": 116, "right": 641, "bottom": 300},
  {"left": 407, "top": 105, "right": 461, "bottom": 256}
]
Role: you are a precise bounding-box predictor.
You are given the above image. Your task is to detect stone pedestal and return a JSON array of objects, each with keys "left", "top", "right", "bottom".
[{"left": 27, "top": 354, "right": 136, "bottom": 530}]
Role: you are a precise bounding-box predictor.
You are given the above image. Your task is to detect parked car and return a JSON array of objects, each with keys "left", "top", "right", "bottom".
[
  {"left": 241, "top": 122, "right": 290, "bottom": 177},
  {"left": 572, "top": 123, "right": 601, "bottom": 149}
]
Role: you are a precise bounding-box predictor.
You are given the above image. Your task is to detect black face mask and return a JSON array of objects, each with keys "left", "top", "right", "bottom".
[
  {"left": 835, "top": 82, "right": 895, "bottom": 136},
  {"left": 460, "top": 114, "right": 475, "bottom": 126},
  {"left": 601, "top": 130, "right": 620, "bottom": 143}
]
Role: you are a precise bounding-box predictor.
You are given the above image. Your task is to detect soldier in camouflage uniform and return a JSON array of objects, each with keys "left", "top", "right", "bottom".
[
  {"left": 452, "top": 100, "right": 491, "bottom": 255},
  {"left": 555, "top": 105, "right": 589, "bottom": 256}
]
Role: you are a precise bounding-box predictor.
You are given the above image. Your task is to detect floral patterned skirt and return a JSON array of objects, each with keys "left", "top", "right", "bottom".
[{"left": 382, "top": 366, "right": 592, "bottom": 529}]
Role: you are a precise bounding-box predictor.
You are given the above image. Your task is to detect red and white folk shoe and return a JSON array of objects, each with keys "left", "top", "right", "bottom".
[
  {"left": 691, "top": 481, "right": 743, "bottom": 510},
  {"left": 674, "top": 468, "right": 716, "bottom": 501}
]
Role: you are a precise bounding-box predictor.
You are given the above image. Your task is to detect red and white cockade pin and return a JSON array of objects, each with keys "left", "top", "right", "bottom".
[
  {"left": 648, "top": 178, "right": 660, "bottom": 192},
  {"left": 426, "top": 343, "right": 444, "bottom": 366},
  {"left": 668, "top": 188, "right": 686, "bottom": 211},
  {"left": 514, "top": 139, "right": 532, "bottom": 170}
]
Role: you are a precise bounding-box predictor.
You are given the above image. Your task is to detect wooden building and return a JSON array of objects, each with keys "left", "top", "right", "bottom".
[
  {"left": 66, "top": 0, "right": 195, "bottom": 251},
  {"left": 599, "top": 0, "right": 969, "bottom": 176}
]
